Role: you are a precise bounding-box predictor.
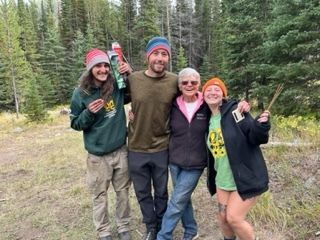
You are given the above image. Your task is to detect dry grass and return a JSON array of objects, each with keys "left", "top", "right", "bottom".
[{"left": 0, "top": 110, "right": 319, "bottom": 240}]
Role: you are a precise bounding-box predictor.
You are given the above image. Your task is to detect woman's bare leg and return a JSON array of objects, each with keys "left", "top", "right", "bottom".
[
  {"left": 216, "top": 188, "right": 236, "bottom": 239},
  {"left": 226, "top": 191, "right": 257, "bottom": 240}
]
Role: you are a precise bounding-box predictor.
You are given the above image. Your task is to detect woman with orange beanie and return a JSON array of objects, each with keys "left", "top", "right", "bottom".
[{"left": 203, "top": 78, "right": 271, "bottom": 240}]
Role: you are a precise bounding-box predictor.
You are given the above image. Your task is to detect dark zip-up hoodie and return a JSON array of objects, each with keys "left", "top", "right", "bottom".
[
  {"left": 207, "top": 99, "right": 270, "bottom": 200},
  {"left": 169, "top": 93, "right": 210, "bottom": 170}
]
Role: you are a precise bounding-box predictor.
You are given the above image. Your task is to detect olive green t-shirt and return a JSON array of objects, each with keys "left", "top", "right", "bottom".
[
  {"left": 207, "top": 113, "right": 236, "bottom": 191},
  {"left": 128, "top": 70, "right": 178, "bottom": 152}
]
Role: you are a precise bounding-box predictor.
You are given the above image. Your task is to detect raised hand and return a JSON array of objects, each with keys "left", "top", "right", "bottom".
[{"left": 88, "top": 99, "right": 105, "bottom": 113}]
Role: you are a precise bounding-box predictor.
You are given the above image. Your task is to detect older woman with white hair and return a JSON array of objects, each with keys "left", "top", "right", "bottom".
[
  {"left": 157, "top": 68, "right": 250, "bottom": 240},
  {"left": 156, "top": 67, "right": 206, "bottom": 240}
]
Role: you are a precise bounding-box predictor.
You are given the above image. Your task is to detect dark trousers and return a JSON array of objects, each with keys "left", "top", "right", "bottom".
[{"left": 128, "top": 150, "right": 169, "bottom": 231}]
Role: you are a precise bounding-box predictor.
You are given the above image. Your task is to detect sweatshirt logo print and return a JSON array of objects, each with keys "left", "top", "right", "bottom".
[
  {"left": 208, "top": 128, "right": 226, "bottom": 158},
  {"left": 104, "top": 99, "right": 115, "bottom": 111},
  {"left": 104, "top": 99, "right": 116, "bottom": 118}
]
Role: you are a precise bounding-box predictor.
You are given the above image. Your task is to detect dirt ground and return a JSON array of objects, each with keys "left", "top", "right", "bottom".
[{"left": 1, "top": 114, "right": 318, "bottom": 240}]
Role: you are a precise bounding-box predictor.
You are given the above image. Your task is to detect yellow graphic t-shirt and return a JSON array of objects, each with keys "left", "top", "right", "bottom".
[{"left": 207, "top": 113, "right": 236, "bottom": 191}]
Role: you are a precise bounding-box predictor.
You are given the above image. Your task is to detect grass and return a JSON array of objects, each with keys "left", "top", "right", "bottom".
[{"left": 0, "top": 109, "right": 319, "bottom": 240}]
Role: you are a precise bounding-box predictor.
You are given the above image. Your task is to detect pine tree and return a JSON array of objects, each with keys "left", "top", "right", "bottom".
[
  {"left": 71, "top": 0, "right": 87, "bottom": 35},
  {"left": 118, "top": 0, "right": 137, "bottom": 64},
  {"left": 193, "top": 0, "right": 213, "bottom": 68},
  {"left": 199, "top": 54, "right": 213, "bottom": 84},
  {"left": 36, "top": 74, "right": 56, "bottom": 108},
  {"left": 86, "top": 0, "right": 117, "bottom": 50},
  {"left": 207, "top": 0, "right": 224, "bottom": 75},
  {"left": 23, "top": 77, "right": 47, "bottom": 122},
  {"left": 71, "top": 30, "right": 87, "bottom": 87},
  {"left": 85, "top": 23, "right": 98, "bottom": 50},
  {"left": 171, "top": 0, "right": 193, "bottom": 71},
  {"left": 39, "top": 27, "right": 72, "bottom": 104},
  {"left": 0, "top": 0, "right": 34, "bottom": 117},
  {"left": 262, "top": 0, "right": 320, "bottom": 116},
  {"left": 17, "top": 0, "right": 41, "bottom": 72},
  {"left": 59, "top": 0, "right": 74, "bottom": 48},
  {"left": 176, "top": 47, "right": 188, "bottom": 72},
  {"left": 0, "top": 58, "right": 12, "bottom": 111},
  {"left": 220, "top": 0, "right": 272, "bottom": 101},
  {"left": 132, "top": 0, "right": 160, "bottom": 69},
  {"left": 38, "top": 0, "right": 72, "bottom": 105}
]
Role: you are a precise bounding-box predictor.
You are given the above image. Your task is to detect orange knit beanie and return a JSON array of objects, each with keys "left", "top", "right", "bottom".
[{"left": 202, "top": 77, "right": 227, "bottom": 97}]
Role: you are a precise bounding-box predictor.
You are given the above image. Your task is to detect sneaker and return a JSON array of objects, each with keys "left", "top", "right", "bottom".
[
  {"left": 119, "top": 231, "right": 131, "bottom": 240},
  {"left": 182, "top": 233, "right": 199, "bottom": 240},
  {"left": 142, "top": 229, "right": 157, "bottom": 240},
  {"left": 100, "top": 235, "right": 112, "bottom": 240}
]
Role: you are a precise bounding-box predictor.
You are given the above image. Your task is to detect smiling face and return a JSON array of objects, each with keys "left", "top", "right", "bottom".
[
  {"left": 203, "top": 85, "right": 224, "bottom": 106},
  {"left": 91, "top": 62, "right": 110, "bottom": 86},
  {"left": 179, "top": 75, "right": 200, "bottom": 101},
  {"left": 146, "top": 49, "right": 169, "bottom": 77}
]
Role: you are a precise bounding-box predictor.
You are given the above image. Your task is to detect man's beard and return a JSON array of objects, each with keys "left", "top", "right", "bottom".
[{"left": 150, "top": 61, "right": 167, "bottom": 74}]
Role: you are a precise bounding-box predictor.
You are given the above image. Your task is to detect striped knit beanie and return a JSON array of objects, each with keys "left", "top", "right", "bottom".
[
  {"left": 85, "top": 48, "right": 110, "bottom": 71},
  {"left": 146, "top": 37, "right": 171, "bottom": 59}
]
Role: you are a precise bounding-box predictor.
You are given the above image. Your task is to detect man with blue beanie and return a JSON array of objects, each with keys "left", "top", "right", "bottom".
[{"left": 127, "top": 37, "right": 178, "bottom": 240}]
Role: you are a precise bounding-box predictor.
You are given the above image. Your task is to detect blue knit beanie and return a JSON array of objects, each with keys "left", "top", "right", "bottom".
[{"left": 146, "top": 36, "right": 171, "bottom": 58}]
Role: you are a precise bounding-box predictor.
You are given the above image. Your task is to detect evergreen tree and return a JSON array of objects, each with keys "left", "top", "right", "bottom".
[
  {"left": 28, "top": 0, "right": 40, "bottom": 38},
  {"left": 36, "top": 73, "right": 56, "bottom": 108},
  {"left": 0, "top": 0, "right": 34, "bottom": 117},
  {"left": 176, "top": 47, "right": 188, "bottom": 71},
  {"left": 86, "top": 0, "right": 116, "bottom": 50},
  {"left": 220, "top": 0, "right": 272, "bottom": 101},
  {"left": 38, "top": 0, "right": 72, "bottom": 105},
  {"left": 193, "top": 0, "right": 212, "bottom": 68},
  {"left": 208, "top": 0, "right": 224, "bottom": 75},
  {"left": 171, "top": 0, "right": 193, "bottom": 71},
  {"left": 71, "top": 0, "right": 87, "bottom": 35},
  {"left": 119, "top": 0, "right": 137, "bottom": 64},
  {"left": 59, "top": 0, "right": 74, "bottom": 48},
  {"left": 71, "top": 30, "right": 87, "bottom": 87},
  {"left": 39, "top": 27, "right": 72, "bottom": 104},
  {"left": 0, "top": 58, "right": 12, "bottom": 111},
  {"left": 85, "top": 23, "right": 98, "bottom": 49},
  {"left": 199, "top": 54, "right": 213, "bottom": 84},
  {"left": 132, "top": 0, "right": 160, "bottom": 69},
  {"left": 17, "top": 0, "right": 41, "bottom": 72},
  {"left": 262, "top": 0, "right": 320, "bottom": 116},
  {"left": 23, "top": 77, "right": 47, "bottom": 122}
]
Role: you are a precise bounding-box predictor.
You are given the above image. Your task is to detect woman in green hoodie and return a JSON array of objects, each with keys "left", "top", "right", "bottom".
[{"left": 70, "top": 48, "right": 132, "bottom": 240}]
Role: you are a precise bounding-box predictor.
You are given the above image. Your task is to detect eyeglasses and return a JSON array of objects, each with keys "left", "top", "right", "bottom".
[{"left": 181, "top": 81, "right": 199, "bottom": 86}]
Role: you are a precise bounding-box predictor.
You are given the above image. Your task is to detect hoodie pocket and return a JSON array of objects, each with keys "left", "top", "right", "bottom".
[{"left": 237, "top": 163, "right": 256, "bottom": 188}]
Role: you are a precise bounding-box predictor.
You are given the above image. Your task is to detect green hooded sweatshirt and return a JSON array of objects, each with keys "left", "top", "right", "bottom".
[{"left": 70, "top": 84, "right": 126, "bottom": 156}]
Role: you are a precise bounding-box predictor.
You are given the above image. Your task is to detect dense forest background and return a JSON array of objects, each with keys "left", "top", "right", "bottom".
[{"left": 0, "top": 0, "right": 319, "bottom": 121}]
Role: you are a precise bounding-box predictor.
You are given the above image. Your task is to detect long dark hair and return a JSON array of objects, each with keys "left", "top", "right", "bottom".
[{"left": 79, "top": 70, "right": 114, "bottom": 101}]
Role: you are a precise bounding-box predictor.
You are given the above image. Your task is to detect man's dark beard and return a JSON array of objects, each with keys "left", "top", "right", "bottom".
[{"left": 150, "top": 62, "right": 167, "bottom": 74}]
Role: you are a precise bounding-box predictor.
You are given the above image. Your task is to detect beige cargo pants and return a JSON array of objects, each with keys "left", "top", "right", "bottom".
[{"left": 86, "top": 145, "right": 131, "bottom": 238}]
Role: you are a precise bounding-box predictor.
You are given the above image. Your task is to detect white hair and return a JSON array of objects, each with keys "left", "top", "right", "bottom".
[{"left": 178, "top": 67, "right": 200, "bottom": 84}]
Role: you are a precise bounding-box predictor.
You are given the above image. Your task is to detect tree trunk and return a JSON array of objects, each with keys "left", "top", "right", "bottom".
[
  {"left": 166, "top": 0, "right": 172, "bottom": 71},
  {"left": 10, "top": 65, "right": 19, "bottom": 119}
]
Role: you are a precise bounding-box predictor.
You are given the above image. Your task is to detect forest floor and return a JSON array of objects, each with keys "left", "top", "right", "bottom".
[{"left": 0, "top": 109, "right": 319, "bottom": 240}]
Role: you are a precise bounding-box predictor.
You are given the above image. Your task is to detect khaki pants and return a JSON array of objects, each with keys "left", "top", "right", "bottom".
[{"left": 86, "top": 145, "right": 131, "bottom": 237}]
